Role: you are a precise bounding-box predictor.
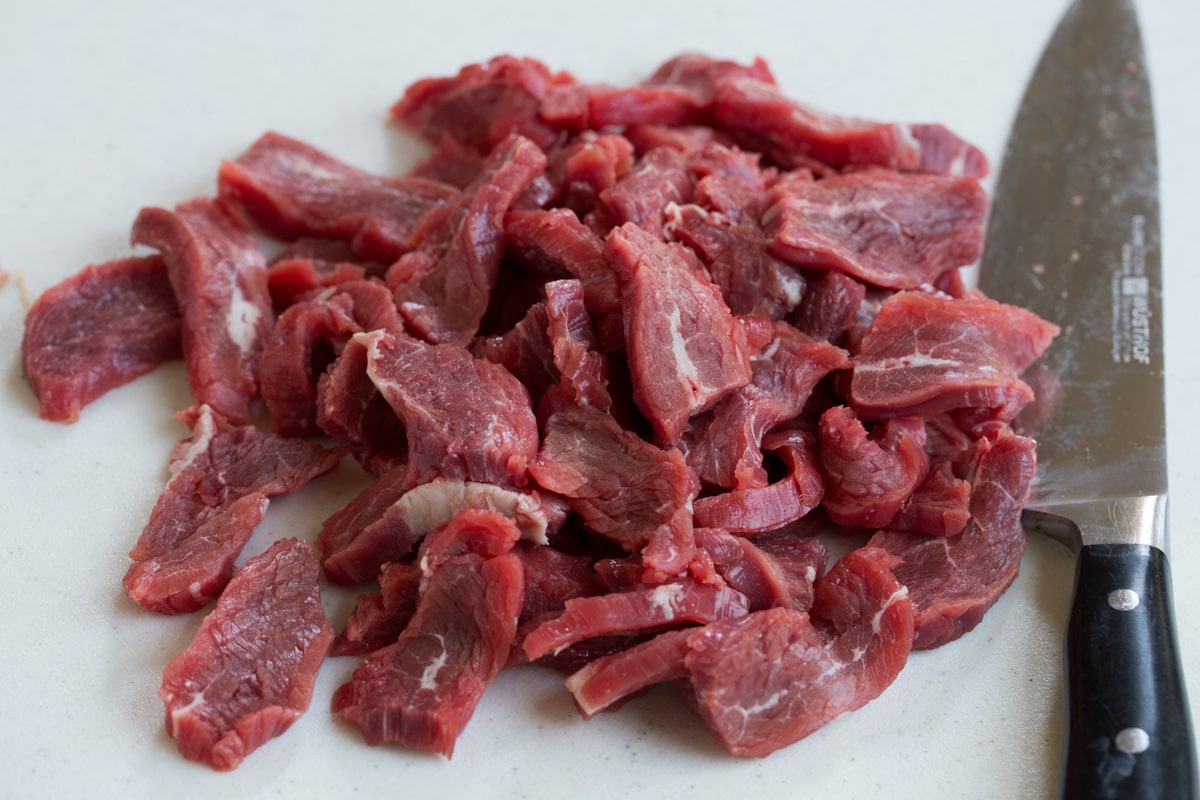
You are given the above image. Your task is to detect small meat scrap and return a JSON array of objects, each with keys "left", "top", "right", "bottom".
[
  {"left": 22, "top": 255, "right": 181, "bottom": 423},
  {"left": 132, "top": 198, "right": 273, "bottom": 424},
  {"left": 763, "top": 167, "right": 988, "bottom": 290},
  {"left": 217, "top": 131, "right": 459, "bottom": 263},
  {"left": 158, "top": 538, "right": 334, "bottom": 771},
  {"left": 123, "top": 404, "right": 344, "bottom": 614},
  {"left": 607, "top": 222, "right": 752, "bottom": 444},
  {"left": 850, "top": 290, "right": 1061, "bottom": 424},
  {"left": 332, "top": 509, "right": 525, "bottom": 758}
]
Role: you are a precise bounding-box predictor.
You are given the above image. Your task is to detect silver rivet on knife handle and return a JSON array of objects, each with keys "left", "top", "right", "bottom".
[
  {"left": 1115, "top": 727, "right": 1151, "bottom": 755},
  {"left": 1107, "top": 588, "right": 1140, "bottom": 611}
]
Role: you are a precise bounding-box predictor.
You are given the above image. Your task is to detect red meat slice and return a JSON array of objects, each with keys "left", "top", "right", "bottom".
[
  {"left": 332, "top": 561, "right": 423, "bottom": 657},
  {"left": 318, "top": 475, "right": 563, "bottom": 586},
  {"left": 869, "top": 429, "right": 1036, "bottom": 649},
  {"left": 713, "top": 76, "right": 988, "bottom": 177},
  {"left": 521, "top": 576, "right": 750, "bottom": 662},
  {"left": 476, "top": 300, "right": 558, "bottom": 407},
  {"left": 685, "top": 545, "right": 912, "bottom": 757},
  {"left": 131, "top": 198, "right": 273, "bottom": 424},
  {"left": 158, "top": 538, "right": 334, "bottom": 771},
  {"left": 22, "top": 255, "right": 181, "bottom": 423},
  {"left": 410, "top": 135, "right": 488, "bottom": 189},
  {"left": 123, "top": 404, "right": 344, "bottom": 613},
  {"left": 889, "top": 461, "right": 972, "bottom": 538},
  {"left": 849, "top": 291, "right": 1061, "bottom": 423},
  {"left": 562, "top": 545, "right": 911, "bottom": 752},
  {"left": 607, "top": 222, "right": 752, "bottom": 444},
  {"left": 314, "top": 335, "right": 407, "bottom": 476},
  {"left": 763, "top": 168, "right": 988, "bottom": 290},
  {"left": 683, "top": 321, "right": 849, "bottom": 490},
  {"left": 390, "top": 55, "right": 577, "bottom": 152},
  {"left": 791, "top": 270, "right": 868, "bottom": 344},
  {"left": 386, "top": 134, "right": 547, "bottom": 345},
  {"left": 694, "top": 526, "right": 827, "bottom": 613},
  {"left": 587, "top": 53, "right": 777, "bottom": 128},
  {"left": 565, "top": 628, "right": 694, "bottom": 717},
  {"left": 259, "top": 279, "right": 404, "bottom": 437},
  {"left": 358, "top": 328, "right": 539, "bottom": 489},
  {"left": 331, "top": 513, "right": 524, "bottom": 758},
  {"left": 543, "top": 278, "right": 612, "bottom": 412},
  {"left": 667, "top": 203, "right": 806, "bottom": 320},
  {"left": 595, "top": 147, "right": 694, "bottom": 238},
  {"left": 818, "top": 406, "right": 930, "bottom": 529},
  {"left": 217, "top": 131, "right": 458, "bottom": 262},
  {"left": 692, "top": 428, "right": 826, "bottom": 534},
  {"left": 528, "top": 400, "right": 696, "bottom": 581}
]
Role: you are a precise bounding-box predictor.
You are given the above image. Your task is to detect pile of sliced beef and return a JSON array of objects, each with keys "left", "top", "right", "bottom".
[{"left": 21, "top": 52, "right": 1059, "bottom": 768}]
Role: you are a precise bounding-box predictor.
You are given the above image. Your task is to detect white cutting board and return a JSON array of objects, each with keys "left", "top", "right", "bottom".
[{"left": 1, "top": 2, "right": 1196, "bottom": 798}]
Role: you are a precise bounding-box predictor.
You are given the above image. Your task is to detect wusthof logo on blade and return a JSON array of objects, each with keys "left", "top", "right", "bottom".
[{"left": 1111, "top": 214, "right": 1153, "bottom": 366}]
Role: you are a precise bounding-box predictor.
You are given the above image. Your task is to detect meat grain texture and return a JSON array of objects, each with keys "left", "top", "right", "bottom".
[{"left": 21, "top": 52, "right": 1059, "bottom": 767}]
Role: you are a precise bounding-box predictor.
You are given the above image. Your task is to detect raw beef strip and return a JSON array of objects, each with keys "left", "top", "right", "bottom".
[
  {"left": 258, "top": 279, "right": 403, "bottom": 436},
  {"left": 417, "top": 507, "right": 523, "bottom": 578},
  {"left": 477, "top": 300, "right": 558, "bottom": 407},
  {"left": 563, "top": 545, "right": 911, "bottom": 751},
  {"left": 410, "top": 135, "right": 487, "bottom": 189},
  {"left": 682, "top": 321, "right": 849, "bottom": 490},
  {"left": 607, "top": 222, "right": 752, "bottom": 444},
  {"left": 22, "top": 255, "right": 180, "bottom": 423},
  {"left": 587, "top": 53, "right": 777, "bottom": 128},
  {"left": 595, "top": 147, "right": 694, "bottom": 238},
  {"left": 849, "top": 291, "right": 1060, "bottom": 423},
  {"left": 332, "top": 536, "right": 524, "bottom": 757},
  {"left": 390, "top": 55, "right": 577, "bottom": 152},
  {"left": 358, "top": 329, "right": 539, "bottom": 489},
  {"left": 694, "top": 526, "right": 827, "bottom": 613},
  {"left": 713, "top": 76, "right": 988, "bottom": 177},
  {"left": 818, "top": 406, "right": 929, "bottom": 529},
  {"left": 692, "top": 428, "right": 826, "bottom": 533},
  {"left": 537, "top": 131, "right": 635, "bottom": 216},
  {"left": 528, "top": 400, "right": 696, "bottom": 581},
  {"left": 386, "top": 134, "right": 547, "bottom": 345},
  {"left": 132, "top": 198, "right": 273, "bottom": 424},
  {"left": 123, "top": 404, "right": 344, "bottom": 613},
  {"left": 318, "top": 476, "right": 562, "bottom": 585},
  {"left": 666, "top": 202, "right": 805, "bottom": 320},
  {"left": 314, "top": 335, "right": 407, "bottom": 476},
  {"left": 685, "top": 546, "right": 912, "bottom": 756},
  {"left": 521, "top": 576, "right": 749, "bottom": 662},
  {"left": 888, "top": 461, "right": 972, "bottom": 538},
  {"left": 869, "top": 430, "right": 1036, "bottom": 649},
  {"left": 543, "top": 278, "right": 612, "bottom": 412},
  {"left": 511, "top": 541, "right": 602, "bottom": 665},
  {"left": 332, "top": 561, "right": 423, "bottom": 657},
  {"left": 763, "top": 168, "right": 988, "bottom": 290},
  {"left": 791, "top": 270, "right": 868, "bottom": 344},
  {"left": 158, "top": 538, "right": 334, "bottom": 771},
  {"left": 217, "top": 131, "right": 458, "bottom": 262},
  {"left": 267, "top": 258, "right": 367, "bottom": 310},
  {"left": 623, "top": 123, "right": 736, "bottom": 156}
]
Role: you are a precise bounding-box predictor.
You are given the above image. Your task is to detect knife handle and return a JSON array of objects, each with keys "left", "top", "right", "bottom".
[{"left": 1062, "top": 543, "right": 1198, "bottom": 799}]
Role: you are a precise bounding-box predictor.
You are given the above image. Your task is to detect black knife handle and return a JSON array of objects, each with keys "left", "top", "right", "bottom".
[{"left": 1063, "top": 543, "right": 1198, "bottom": 799}]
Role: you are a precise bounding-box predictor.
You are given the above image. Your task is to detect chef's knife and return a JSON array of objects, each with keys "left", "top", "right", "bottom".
[{"left": 977, "top": 0, "right": 1197, "bottom": 797}]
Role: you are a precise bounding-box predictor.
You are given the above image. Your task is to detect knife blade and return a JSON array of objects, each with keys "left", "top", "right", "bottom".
[{"left": 977, "top": 0, "right": 1198, "bottom": 797}]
